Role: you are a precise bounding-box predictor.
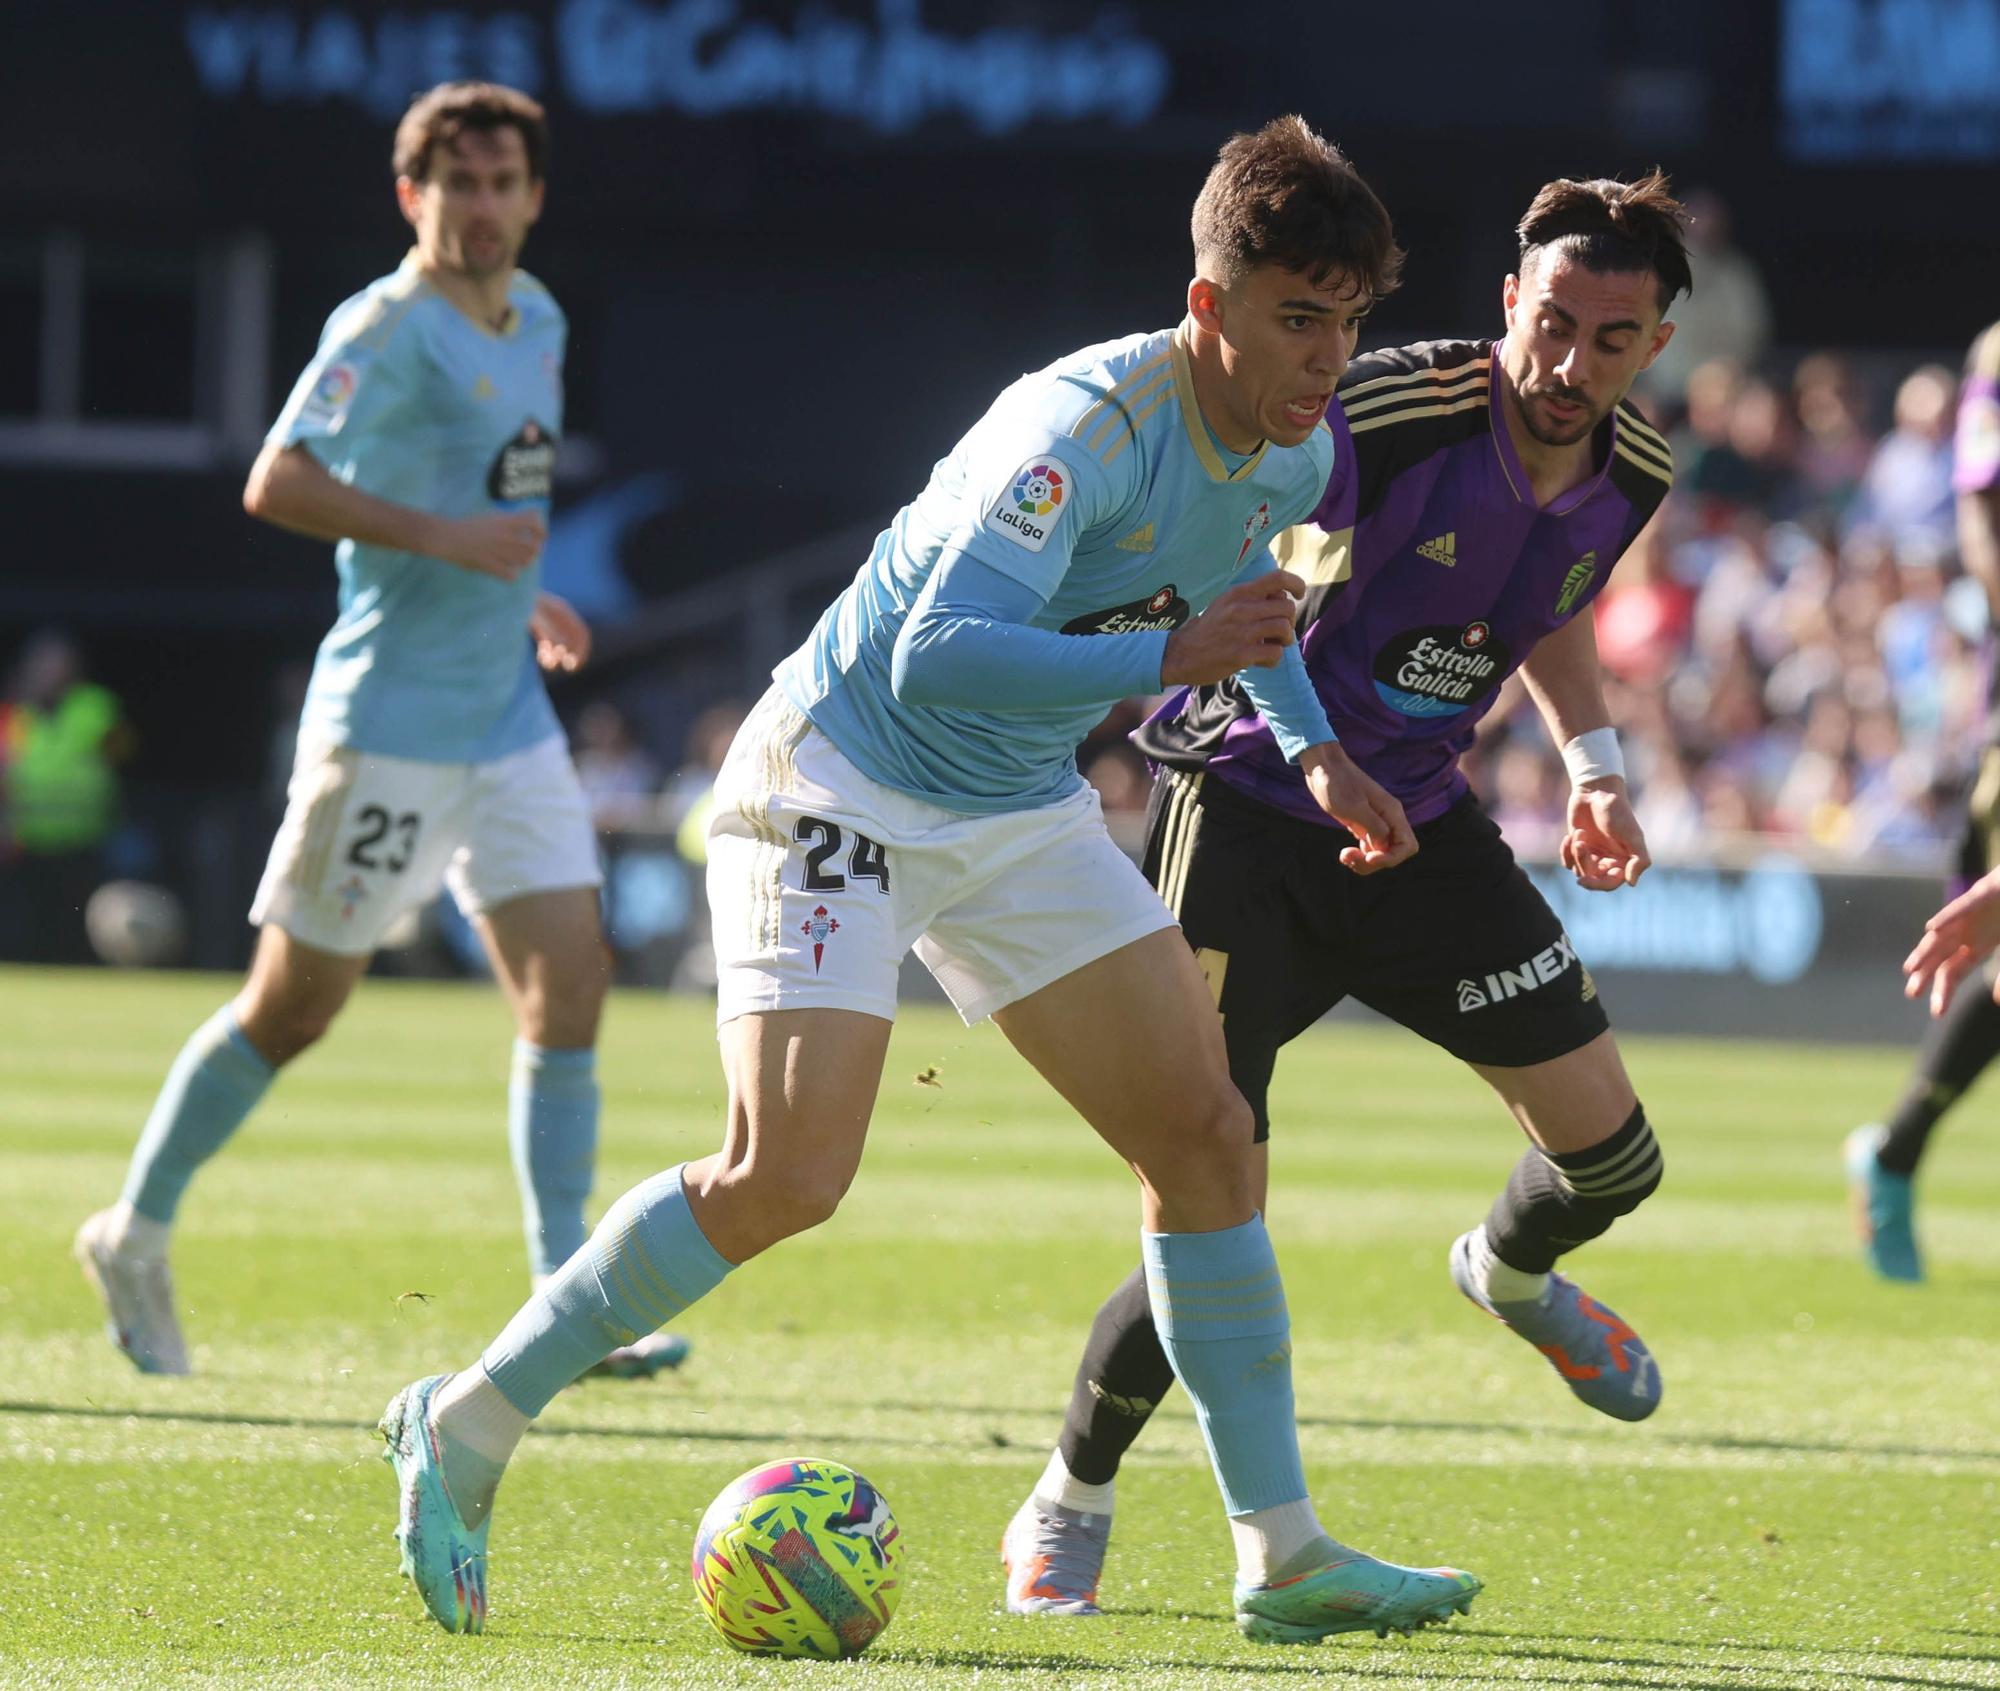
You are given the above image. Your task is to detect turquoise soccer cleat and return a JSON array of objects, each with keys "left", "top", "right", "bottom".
[
  {"left": 1235, "top": 1546, "right": 1481, "bottom": 1643},
  {"left": 1449, "top": 1229, "right": 1661, "bottom": 1421},
  {"left": 1845, "top": 1126, "right": 1923, "bottom": 1283},
  {"left": 379, "top": 1374, "right": 490, "bottom": 1634}
]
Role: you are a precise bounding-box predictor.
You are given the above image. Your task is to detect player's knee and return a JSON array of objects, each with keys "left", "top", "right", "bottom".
[
  {"left": 1143, "top": 1079, "right": 1256, "bottom": 1201},
  {"left": 516, "top": 957, "right": 609, "bottom": 1048},
  {"left": 234, "top": 997, "right": 338, "bottom": 1066},
  {"left": 737, "top": 1153, "right": 855, "bottom": 1246}
]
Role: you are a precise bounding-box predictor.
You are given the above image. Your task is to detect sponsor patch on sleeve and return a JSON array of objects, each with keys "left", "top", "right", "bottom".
[
  {"left": 984, "top": 455, "right": 1073, "bottom": 553},
  {"left": 298, "top": 361, "right": 359, "bottom": 427}
]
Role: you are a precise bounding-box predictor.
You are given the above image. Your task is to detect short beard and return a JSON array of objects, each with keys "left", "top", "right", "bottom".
[{"left": 1521, "top": 392, "right": 1601, "bottom": 447}]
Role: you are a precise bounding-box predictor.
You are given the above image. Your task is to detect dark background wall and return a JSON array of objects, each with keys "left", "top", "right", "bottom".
[{"left": 3, "top": 0, "right": 1997, "bottom": 792}]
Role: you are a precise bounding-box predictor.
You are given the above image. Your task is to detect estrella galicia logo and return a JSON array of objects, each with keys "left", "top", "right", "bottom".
[
  {"left": 487, "top": 418, "right": 557, "bottom": 504},
  {"left": 1373, "top": 621, "right": 1511, "bottom": 718},
  {"left": 1061, "top": 583, "right": 1189, "bottom": 636}
]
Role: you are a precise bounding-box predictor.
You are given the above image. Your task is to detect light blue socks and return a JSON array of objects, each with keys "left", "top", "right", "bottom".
[
  {"left": 1143, "top": 1215, "right": 1308, "bottom": 1515},
  {"left": 481, "top": 1164, "right": 732, "bottom": 1416},
  {"left": 121, "top": 1007, "right": 276, "bottom": 1223},
  {"left": 508, "top": 1041, "right": 600, "bottom": 1277}
]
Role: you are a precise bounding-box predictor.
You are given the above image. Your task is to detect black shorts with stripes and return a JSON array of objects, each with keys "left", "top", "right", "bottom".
[{"left": 1143, "top": 769, "right": 1610, "bottom": 1141}]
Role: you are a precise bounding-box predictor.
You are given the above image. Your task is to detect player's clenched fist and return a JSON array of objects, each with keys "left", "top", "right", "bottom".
[
  {"left": 435, "top": 510, "right": 547, "bottom": 580},
  {"left": 1161, "top": 569, "right": 1304, "bottom": 685}
]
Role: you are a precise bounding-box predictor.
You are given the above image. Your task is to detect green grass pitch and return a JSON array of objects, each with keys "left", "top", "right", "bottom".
[{"left": 3, "top": 965, "right": 1998, "bottom": 1689}]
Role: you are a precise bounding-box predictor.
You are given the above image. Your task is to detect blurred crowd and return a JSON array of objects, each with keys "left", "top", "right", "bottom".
[{"left": 1466, "top": 346, "right": 1983, "bottom": 866}]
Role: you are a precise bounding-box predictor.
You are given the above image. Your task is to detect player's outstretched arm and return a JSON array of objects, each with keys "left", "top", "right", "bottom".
[
  {"left": 1905, "top": 868, "right": 2000, "bottom": 1016},
  {"left": 1518, "top": 609, "right": 1648, "bottom": 889},
  {"left": 243, "top": 443, "right": 545, "bottom": 581}
]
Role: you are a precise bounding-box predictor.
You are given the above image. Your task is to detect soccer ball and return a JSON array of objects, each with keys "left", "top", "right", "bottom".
[
  {"left": 690, "top": 1458, "right": 904, "bottom": 1657},
  {"left": 84, "top": 881, "right": 188, "bottom": 968}
]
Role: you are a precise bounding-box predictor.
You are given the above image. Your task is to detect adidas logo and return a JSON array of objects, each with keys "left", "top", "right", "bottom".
[
  {"left": 471, "top": 374, "right": 496, "bottom": 401},
  {"left": 1114, "top": 522, "right": 1155, "bottom": 553},
  {"left": 1416, "top": 532, "right": 1457, "bottom": 566}
]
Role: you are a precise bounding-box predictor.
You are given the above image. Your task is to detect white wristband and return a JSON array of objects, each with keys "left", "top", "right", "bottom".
[{"left": 1561, "top": 726, "right": 1625, "bottom": 787}]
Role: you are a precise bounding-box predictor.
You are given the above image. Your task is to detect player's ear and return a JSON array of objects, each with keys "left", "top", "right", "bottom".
[
  {"left": 1187, "top": 276, "right": 1225, "bottom": 334},
  {"left": 1502, "top": 272, "right": 1521, "bottom": 323},
  {"left": 394, "top": 175, "right": 424, "bottom": 229},
  {"left": 1639, "top": 317, "right": 1676, "bottom": 371}
]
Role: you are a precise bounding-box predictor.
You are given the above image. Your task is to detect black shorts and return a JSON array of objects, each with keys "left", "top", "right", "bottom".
[{"left": 1143, "top": 770, "right": 1610, "bottom": 1141}]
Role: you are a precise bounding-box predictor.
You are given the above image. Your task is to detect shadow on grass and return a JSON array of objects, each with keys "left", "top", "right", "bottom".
[
  {"left": 0, "top": 1399, "right": 954, "bottom": 1452},
  {"left": 11, "top": 1394, "right": 2000, "bottom": 1472},
  {"left": 1481, "top": 1627, "right": 2000, "bottom": 1668},
  {"left": 874, "top": 1639, "right": 1998, "bottom": 1688},
  {"left": 713, "top": 1388, "right": 2000, "bottom": 1469}
]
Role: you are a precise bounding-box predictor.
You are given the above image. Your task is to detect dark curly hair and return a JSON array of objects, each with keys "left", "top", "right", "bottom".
[
  {"left": 1193, "top": 116, "right": 1402, "bottom": 304},
  {"left": 1517, "top": 169, "right": 1692, "bottom": 311}
]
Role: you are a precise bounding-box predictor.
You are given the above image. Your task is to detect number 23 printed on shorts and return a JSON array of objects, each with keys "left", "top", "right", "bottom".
[{"left": 334, "top": 804, "right": 424, "bottom": 924}]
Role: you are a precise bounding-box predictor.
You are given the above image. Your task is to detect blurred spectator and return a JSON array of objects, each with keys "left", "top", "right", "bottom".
[
  {"left": 1792, "top": 353, "right": 1873, "bottom": 517},
  {"left": 1641, "top": 189, "right": 1773, "bottom": 408},
  {"left": 572, "top": 699, "right": 664, "bottom": 831},
  {"left": 0, "top": 632, "right": 131, "bottom": 963},
  {"left": 665, "top": 700, "right": 749, "bottom": 865},
  {"left": 1845, "top": 365, "right": 1959, "bottom": 550}
]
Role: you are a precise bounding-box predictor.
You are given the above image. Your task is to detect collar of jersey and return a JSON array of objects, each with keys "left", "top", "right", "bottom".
[
  {"left": 1487, "top": 356, "right": 1614, "bottom": 515},
  {"left": 1171, "top": 324, "right": 1270, "bottom": 484},
  {"left": 398, "top": 250, "right": 523, "bottom": 338}
]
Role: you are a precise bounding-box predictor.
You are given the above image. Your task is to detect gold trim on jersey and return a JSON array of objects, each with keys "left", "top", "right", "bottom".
[
  {"left": 1273, "top": 521, "right": 1353, "bottom": 589},
  {"left": 1339, "top": 356, "right": 1491, "bottom": 411},
  {"left": 1615, "top": 404, "right": 1673, "bottom": 472},
  {"left": 1341, "top": 359, "right": 1491, "bottom": 421},
  {"left": 1085, "top": 365, "right": 1175, "bottom": 454},
  {"left": 1612, "top": 436, "right": 1673, "bottom": 485},
  {"left": 1616, "top": 399, "right": 1670, "bottom": 446},
  {"left": 1153, "top": 770, "right": 1206, "bottom": 916},
  {"left": 1102, "top": 386, "right": 1177, "bottom": 465},
  {"left": 1349, "top": 391, "right": 1491, "bottom": 436},
  {"left": 1172, "top": 325, "right": 1269, "bottom": 483},
  {"left": 1069, "top": 346, "right": 1174, "bottom": 457}
]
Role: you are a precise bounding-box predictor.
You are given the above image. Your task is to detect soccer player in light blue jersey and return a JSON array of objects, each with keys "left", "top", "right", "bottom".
[
  {"left": 381, "top": 117, "right": 1482, "bottom": 1643},
  {"left": 74, "top": 83, "right": 683, "bottom": 1384}
]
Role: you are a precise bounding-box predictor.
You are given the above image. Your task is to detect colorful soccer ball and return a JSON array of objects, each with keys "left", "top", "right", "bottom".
[{"left": 690, "top": 1458, "right": 905, "bottom": 1658}]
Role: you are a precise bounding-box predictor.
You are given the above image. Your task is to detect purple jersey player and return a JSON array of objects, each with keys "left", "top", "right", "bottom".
[{"left": 1004, "top": 172, "right": 1691, "bottom": 1621}]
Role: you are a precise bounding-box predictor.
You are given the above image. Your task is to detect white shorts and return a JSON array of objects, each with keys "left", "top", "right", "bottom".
[
  {"left": 251, "top": 732, "right": 603, "bottom": 956},
  {"left": 707, "top": 689, "right": 1176, "bottom": 1026}
]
